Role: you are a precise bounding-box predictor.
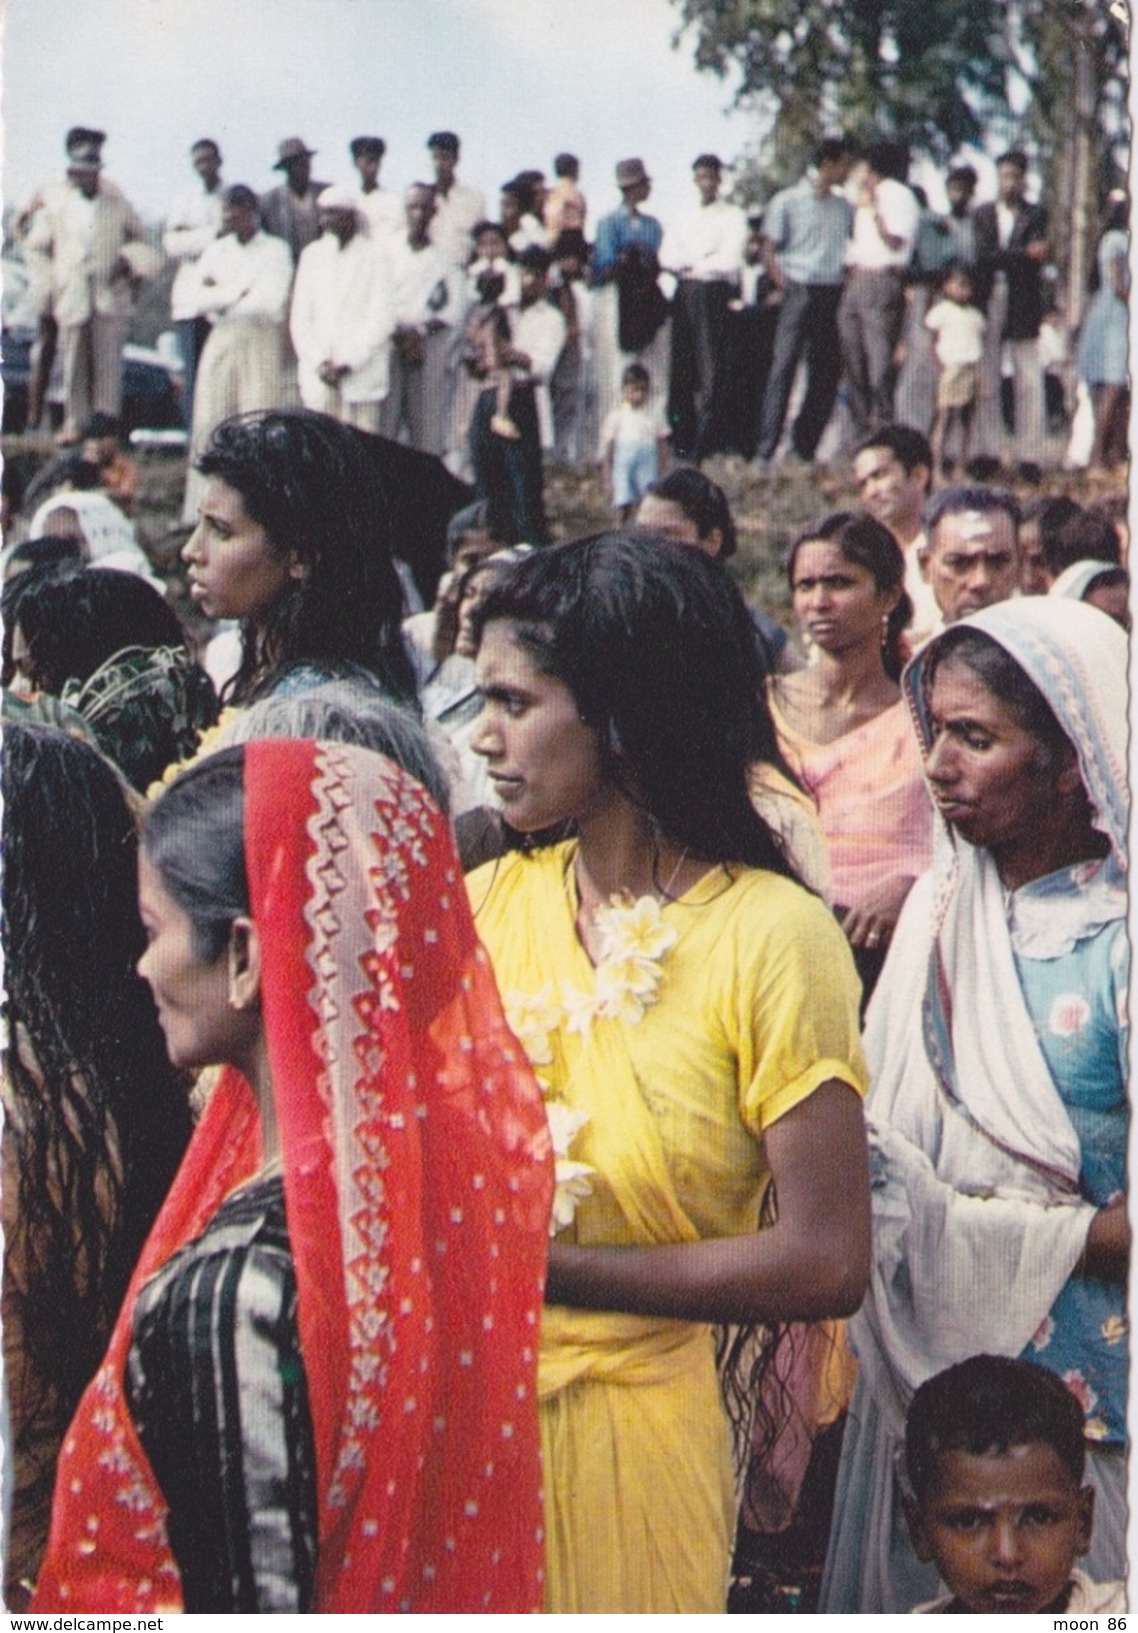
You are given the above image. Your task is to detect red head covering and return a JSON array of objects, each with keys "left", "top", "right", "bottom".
[{"left": 32, "top": 740, "right": 553, "bottom": 1611}]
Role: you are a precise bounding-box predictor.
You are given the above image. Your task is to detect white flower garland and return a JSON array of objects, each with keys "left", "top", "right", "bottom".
[{"left": 505, "top": 893, "right": 678, "bottom": 1236}]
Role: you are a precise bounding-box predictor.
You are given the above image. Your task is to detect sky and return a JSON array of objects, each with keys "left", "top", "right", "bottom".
[{"left": 2, "top": 0, "right": 763, "bottom": 229}]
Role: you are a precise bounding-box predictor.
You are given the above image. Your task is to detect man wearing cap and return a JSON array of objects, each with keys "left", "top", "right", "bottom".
[
  {"left": 290, "top": 187, "right": 395, "bottom": 430},
  {"left": 350, "top": 136, "right": 402, "bottom": 242},
  {"left": 260, "top": 138, "right": 329, "bottom": 263},
  {"left": 22, "top": 128, "right": 156, "bottom": 442},
  {"left": 660, "top": 154, "right": 749, "bottom": 460},
  {"left": 590, "top": 157, "right": 670, "bottom": 438},
  {"left": 163, "top": 138, "right": 225, "bottom": 429},
  {"left": 382, "top": 183, "right": 456, "bottom": 455},
  {"left": 181, "top": 184, "right": 294, "bottom": 518},
  {"left": 426, "top": 132, "right": 485, "bottom": 271}
]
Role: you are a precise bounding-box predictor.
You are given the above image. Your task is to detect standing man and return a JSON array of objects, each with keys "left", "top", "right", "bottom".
[
  {"left": 426, "top": 131, "right": 485, "bottom": 271},
  {"left": 181, "top": 184, "right": 293, "bottom": 519},
  {"left": 470, "top": 244, "right": 565, "bottom": 544},
  {"left": 838, "top": 141, "right": 921, "bottom": 442},
  {"left": 589, "top": 158, "right": 670, "bottom": 438},
  {"left": 753, "top": 137, "right": 853, "bottom": 473},
  {"left": 260, "top": 138, "right": 328, "bottom": 264},
  {"left": 661, "top": 154, "right": 748, "bottom": 460},
  {"left": 23, "top": 128, "right": 157, "bottom": 444},
  {"left": 163, "top": 137, "right": 225, "bottom": 430},
  {"left": 918, "top": 485, "right": 1021, "bottom": 631},
  {"left": 290, "top": 187, "right": 395, "bottom": 431},
  {"left": 853, "top": 423, "right": 938, "bottom": 643},
  {"left": 350, "top": 136, "right": 402, "bottom": 242},
  {"left": 382, "top": 183, "right": 455, "bottom": 455},
  {"left": 971, "top": 151, "right": 1050, "bottom": 482}
]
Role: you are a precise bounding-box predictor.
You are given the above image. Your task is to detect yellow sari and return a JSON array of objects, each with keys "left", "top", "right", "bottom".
[{"left": 470, "top": 842, "right": 866, "bottom": 1612}]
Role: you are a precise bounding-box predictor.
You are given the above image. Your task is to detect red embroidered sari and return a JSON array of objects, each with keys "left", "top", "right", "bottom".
[{"left": 32, "top": 739, "right": 553, "bottom": 1612}]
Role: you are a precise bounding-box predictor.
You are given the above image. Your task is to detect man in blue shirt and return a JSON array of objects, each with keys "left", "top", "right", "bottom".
[
  {"left": 754, "top": 137, "right": 853, "bottom": 471},
  {"left": 590, "top": 158, "right": 670, "bottom": 441}
]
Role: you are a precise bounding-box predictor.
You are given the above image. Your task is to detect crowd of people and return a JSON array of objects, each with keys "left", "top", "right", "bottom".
[{"left": 0, "top": 112, "right": 1130, "bottom": 1619}]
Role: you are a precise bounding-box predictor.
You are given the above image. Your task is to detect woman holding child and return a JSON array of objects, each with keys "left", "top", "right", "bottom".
[
  {"left": 467, "top": 532, "right": 872, "bottom": 1612},
  {"left": 820, "top": 598, "right": 1129, "bottom": 1611}
]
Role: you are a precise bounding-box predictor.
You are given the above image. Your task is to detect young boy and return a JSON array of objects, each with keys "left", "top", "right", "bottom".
[
  {"left": 924, "top": 263, "right": 985, "bottom": 485},
  {"left": 903, "top": 1355, "right": 1125, "bottom": 1615},
  {"left": 600, "top": 362, "right": 670, "bottom": 522}
]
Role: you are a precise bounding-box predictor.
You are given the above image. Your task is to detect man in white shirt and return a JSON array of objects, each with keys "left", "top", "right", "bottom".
[
  {"left": 290, "top": 186, "right": 395, "bottom": 431},
  {"left": 381, "top": 183, "right": 455, "bottom": 456},
  {"left": 426, "top": 131, "right": 485, "bottom": 271},
  {"left": 164, "top": 137, "right": 224, "bottom": 429},
  {"left": 470, "top": 244, "right": 565, "bottom": 544},
  {"left": 853, "top": 423, "right": 939, "bottom": 643},
  {"left": 837, "top": 141, "right": 921, "bottom": 441},
  {"left": 182, "top": 184, "right": 294, "bottom": 519},
  {"left": 660, "top": 153, "right": 748, "bottom": 460},
  {"left": 350, "top": 136, "right": 402, "bottom": 243}
]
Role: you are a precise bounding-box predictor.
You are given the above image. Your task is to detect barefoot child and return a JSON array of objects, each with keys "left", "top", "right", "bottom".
[
  {"left": 600, "top": 362, "right": 670, "bottom": 522},
  {"left": 925, "top": 264, "right": 985, "bottom": 484},
  {"left": 903, "top": 1355, "right": 1125, "bottom": 1615},
  {"left": 464, "top": 224, "right": 523, "bottom": 439}
]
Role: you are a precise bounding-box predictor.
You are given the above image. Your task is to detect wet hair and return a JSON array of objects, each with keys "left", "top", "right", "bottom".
[
  {"left": 225, "top": 684, "right": 450, "bottom": 812},
  {"left": 788, "top": 511, "right": 912, "bottom": 680},
  {"left": 142, "top": 746, "right": 249, "bottom": 963},
  {"left": 194, "top": 409, "right": 417, "bottom": 707},
  {"left": 926, "top": 484, "right": 1021, "bottom": 540},
  {"left": 471, "top": 531, "right": 800, "bottom": 880},
  {"left": 922, "top": 625, "right": 1075, "bottom": 777},
  {"left": 2, "top": 724, "right": 192, "bottom": 1434},
  {"left": 855, "top": 422, "right": 933, "bottom": 482},
  {"left": 906, "top": 1355, "right": 1086, "bottom": 1502},
  {"left": 641, "top": 466, "right": 738, "bottom": 558},
  {"left": 1049, "top": 510, "right": 1123, "bottom": 575},
  {"left": 2, "top": 566, "right": 188, "bottom": 694}
]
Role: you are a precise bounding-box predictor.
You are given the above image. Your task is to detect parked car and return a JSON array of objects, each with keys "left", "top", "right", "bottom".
[{"left": 2, "top": 256, "right": 184, "bottom": 435}]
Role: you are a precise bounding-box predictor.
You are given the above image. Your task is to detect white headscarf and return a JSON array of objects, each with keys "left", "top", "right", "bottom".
[{"left": 29, "top": 491, "right": 160, "bottom": 587}]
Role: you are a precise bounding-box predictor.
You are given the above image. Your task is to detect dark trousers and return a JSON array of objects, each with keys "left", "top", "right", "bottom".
[
  {"left": 837, "top": 267, "right": 906, "bottom": 439},
  {"left": 470, "top": 383, "right": 548, "bottom": 544},
  {"left": 175, "top": 316, "right": 212, "bottom": 432},
  {"left": 756, "top": 283, "right": 844, "bottom": 460},
  {"left": 669, "top": 278, "right": 734, "bottom": 458}
]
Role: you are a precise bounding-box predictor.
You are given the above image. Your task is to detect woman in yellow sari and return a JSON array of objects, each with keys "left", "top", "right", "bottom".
[{"left": 466, "top": 532, "right": 872, "bottom": 1612}]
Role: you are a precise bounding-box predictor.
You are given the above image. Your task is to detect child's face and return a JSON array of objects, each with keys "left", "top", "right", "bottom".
[
  {"left": 623, "top": 378, "right": 649, "bottom": 408},
  {"left": 945, "top": 272, "right": 972, "bottom": 306},
  {"left": 476, "top": 229, "right": 507, "bottom": 264},
  {"left": 907, "top": 1443, "right": 1093, "bottom": 1615}
]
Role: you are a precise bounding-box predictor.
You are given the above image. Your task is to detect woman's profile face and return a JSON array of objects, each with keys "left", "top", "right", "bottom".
[
  {"left": 472, "top": 620, "right": 607, "bottom": 832},
  {"left": 137, "top": 851, "right": 258, "bottom": 1072},
  {"left": 790, "top": 538, "right": 898, "bottom": 656},
  {"left": 182, "top": 476, "right": 296, "bottom": 625},
  {"left": 923, "top": 657, "right": 1065, "bottom": 860}
]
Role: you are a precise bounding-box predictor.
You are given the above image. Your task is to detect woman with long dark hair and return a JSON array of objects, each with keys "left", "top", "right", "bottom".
[
  {"left": 769, "top": 511, "right": 933, "bottom": 1001},
  {"left": 182, "top": 408, "right": 417, "bottom": 706},
  {"left": 31, "top": 739, "right": 552, "bottom": 1613},
  {"left": 2, "top": 725, "right": 193, "bottom": 1606},
  {"left": 466, "top": 531, "right": 871, "bottom": 1613}
]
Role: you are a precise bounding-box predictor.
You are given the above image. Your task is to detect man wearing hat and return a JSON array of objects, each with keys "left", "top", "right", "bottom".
[
  {"left": 350, "top": 136, "right": 402, "bottom": 242},
  {"left": 425, "top": 132, "right": 485, "bottom": 271},
  {"left": 290, "top": 187, "right": 395, "bottom": 430},
  {"left": 660, "top": 154, "right": 748, "bottom": 459},
  {"left": 163, "top": 138, "right": 226, "bottom": 429},
  {"left": 22, "top": 128, "right": 157, "bottom": 442},
  {"left": 260, "top": 138, "right": 329, "bottom": 263},
  {"left": 181, "top": 184, "right": 294, "bottom": 520},
  {"left": 589, "top": 157, "right": 670, "bottom": 437}
]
